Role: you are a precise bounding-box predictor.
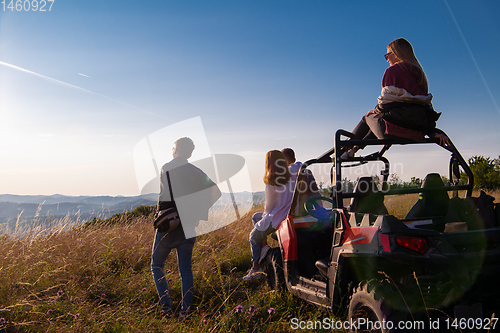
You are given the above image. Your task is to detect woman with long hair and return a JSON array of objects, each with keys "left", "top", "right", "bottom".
[
  {"left": 343, "top": 38, "right": 448, "bottom": 158},
  {"left": 243, "top": 150, "right": 294, "bottom": 281}
]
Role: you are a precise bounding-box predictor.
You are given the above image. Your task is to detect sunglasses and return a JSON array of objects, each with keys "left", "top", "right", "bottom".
[{"left": 384, "top": 52, "right": 393, "bottom": 60}]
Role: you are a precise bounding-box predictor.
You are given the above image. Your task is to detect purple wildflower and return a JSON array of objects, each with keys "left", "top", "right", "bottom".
[
  {"left": 203, "top": 319, "right": 207, "bottom": 324},
  {"left": 57, "top": 290, "right": 63, "bottom": 296},
  {"left": 267, "top": 307, "right": 275, "bottom": 315},
  {"left": 142, "top": 288, "right": 147, "bottom": 292},
  {"left": 166, "top": 269, "right": 172, "bottom": 274},
  {"left": 47, "top": 309, "right": 54, "bottom": 315},
  {"left": 74, "top": 313, "right": 80, "bottom": 319},
  {"left": 0, "top": 318, "right": 6, "bottom": 324},
  {"left": 235, "top": 305, "right": 243, "bottom": 313},
  {"left": 249, "top": 304, "right": 256, "bottom": 312},
  {"left": 101, "top": 293, "right": 106, "bottom": 297}
]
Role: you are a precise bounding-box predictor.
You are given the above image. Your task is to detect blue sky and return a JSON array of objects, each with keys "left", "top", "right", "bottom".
[{"left": 0, "top": 0, "right": 499, "bottom": 196}]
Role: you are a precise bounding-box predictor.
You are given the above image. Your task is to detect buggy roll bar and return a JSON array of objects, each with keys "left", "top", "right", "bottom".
[{"left": 297, "top": 129, "right": 474, "bottom": 210}]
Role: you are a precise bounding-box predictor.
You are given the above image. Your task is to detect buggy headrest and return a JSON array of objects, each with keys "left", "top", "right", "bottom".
[
  {"left": 421, "top": 173, "right": 445, "bottom": 189},
  {"left": 349, "top": 177, "right": 387, "bottom": 215}
]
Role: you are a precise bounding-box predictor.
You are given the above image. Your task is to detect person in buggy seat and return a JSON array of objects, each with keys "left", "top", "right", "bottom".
[
  {"left": 243, "top": 150, "right": 295, "bottom": 281},
  {"left": 342, "top": 38, "right": 449, "bottom": 159},
  {"left": 281, "top": 148, "right": 321, "bottom": 217}
]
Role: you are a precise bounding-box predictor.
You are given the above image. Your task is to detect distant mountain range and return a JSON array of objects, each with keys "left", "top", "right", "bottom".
[
  {"left": 0, "top": 192, "right": 264, "bottom": 236},
  {"left": 0, "top": 193, "right": 158, "bottom": 219},
  {"left": 0, "top": 193, "right": 159, "bottom": 206}
]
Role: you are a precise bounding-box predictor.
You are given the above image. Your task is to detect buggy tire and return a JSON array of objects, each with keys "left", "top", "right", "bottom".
[
  {"left": 265, "top": 248, "right": 285, "bottom": 291},
  {"left": 348, "top": 280, "right": 412, "bottom": 333}
]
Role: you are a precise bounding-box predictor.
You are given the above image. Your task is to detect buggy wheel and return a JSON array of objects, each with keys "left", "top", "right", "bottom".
[
  {"left": 265, "top": 248, "right": 285, "bottom": 291},
  {"left": 349, "top": 280, "right": 411, "bottom": 333}
]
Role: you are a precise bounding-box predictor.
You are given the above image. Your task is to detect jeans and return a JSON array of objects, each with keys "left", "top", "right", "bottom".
[
  {"left": 249, "top": 212, "right": 275, "bottom": 263},
  {"left": 151, "top": 231, "right": 194, "bottom": 312}
]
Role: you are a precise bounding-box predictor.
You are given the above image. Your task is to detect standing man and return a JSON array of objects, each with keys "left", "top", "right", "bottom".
[{"left": 151, "top": 137, "right": 220, "bottom": 319}]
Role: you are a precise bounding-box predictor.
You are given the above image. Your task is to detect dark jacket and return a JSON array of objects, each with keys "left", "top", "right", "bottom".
[
  {"left": 157, "top": 158, "right": 221, "bottom": 241},
  {"left": 375, "top": 102, "right": 441, "bottom": 135}
]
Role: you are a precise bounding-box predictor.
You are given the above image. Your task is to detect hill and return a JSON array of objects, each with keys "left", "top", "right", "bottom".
[
  {"left": 2, "top": 190, "right": 498, "bottom": 331},
  {"left": 0, "top": 203, "right": 328, "bottom": 332}
]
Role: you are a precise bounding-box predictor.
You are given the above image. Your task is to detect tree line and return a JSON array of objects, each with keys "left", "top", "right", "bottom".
[
  {"left": 322, "top": 155, "right": 500, "bottom": 193},
  {"left": 386, "top": 155, "right": 500, "bottom": 191},
  {"left": 463, "top": 155, "right": 500, "bottom": 191}
]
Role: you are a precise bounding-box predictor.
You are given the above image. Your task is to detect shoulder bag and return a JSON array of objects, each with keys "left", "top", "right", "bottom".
[{"left": 153, "top": 171, "right": 180, "bottom": 233}]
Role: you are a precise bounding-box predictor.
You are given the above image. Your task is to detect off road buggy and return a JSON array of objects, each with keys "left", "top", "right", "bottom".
[{"left": 263, "top": 129, "right": 500, "bottom": 332}]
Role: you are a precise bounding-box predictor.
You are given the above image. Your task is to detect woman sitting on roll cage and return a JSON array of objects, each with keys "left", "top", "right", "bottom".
[{"left": 342, "top": 38, "right": 449, "bottom": 159}]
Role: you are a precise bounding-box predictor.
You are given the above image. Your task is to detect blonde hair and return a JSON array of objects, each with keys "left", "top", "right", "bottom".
[
  {"left": 263, "top": 150, "right": 291, "bottom": 186},
  {"left": 388, "top": 38, "right": 428, "bottom": 92}
]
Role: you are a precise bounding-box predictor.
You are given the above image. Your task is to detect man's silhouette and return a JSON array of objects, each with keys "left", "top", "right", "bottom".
[{"left": 151, "top": 137, "right": 220, "bottom": 319}]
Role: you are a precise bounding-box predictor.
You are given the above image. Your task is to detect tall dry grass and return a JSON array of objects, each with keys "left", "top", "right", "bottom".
[
  {"left": 2, "top": 190, "right": 498, "bottom": 332},
  {"left": 384, "top": 190, "right": 500, "bottom": 219},
  {"left": 384, "top": 194, "right": 419, "bottom": 219},
  {"left": 0, "top": 205, "right": 327, "bottom": 333},
  {"left": 0, "top": 201, "right": 116, "bottom": 239}
]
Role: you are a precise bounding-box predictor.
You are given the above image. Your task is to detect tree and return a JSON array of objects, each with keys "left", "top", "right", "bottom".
[
  {"left": 407, "top": 177, "right": 422, "bottom": 188},
  {"left": 338, "top": 177, "right": 355, "bottom": 193},
  {"left": 387, "top": 173, "right": 423, "bottom": 189},
  {"left": 388, "top": 173, "right": 403, "bottom": 189},
  {"left": 466, "top": 155, "right": 500, "bottom": 191}
]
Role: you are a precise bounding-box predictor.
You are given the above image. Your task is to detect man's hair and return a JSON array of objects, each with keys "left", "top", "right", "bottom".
[
  {"left": 174, "top": 137, "right": 195, "bottom": 157},
  {"left": 281, "top": 148, "right": 296, "bottom": 164}
]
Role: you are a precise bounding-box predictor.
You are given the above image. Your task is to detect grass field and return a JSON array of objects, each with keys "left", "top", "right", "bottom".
[
  {"left": 1, "top": 190, "right": 499, "bottom": 332},
  {"left": 0, "top": 204, "right": 332, "bottom": 333}
]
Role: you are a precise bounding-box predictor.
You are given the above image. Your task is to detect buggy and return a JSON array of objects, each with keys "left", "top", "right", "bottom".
[{"left": 264, "top": 129, "right": 500, "bottom": 332}]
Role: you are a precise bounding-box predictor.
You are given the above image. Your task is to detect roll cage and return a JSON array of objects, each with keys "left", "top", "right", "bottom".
[{"left": 293, "top": 128, "right": 474, "bottom": 209}]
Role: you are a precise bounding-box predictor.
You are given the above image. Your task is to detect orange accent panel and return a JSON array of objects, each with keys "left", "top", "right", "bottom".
[{"left": 342, "top": 226, "right": 378, "bottom": 245}]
